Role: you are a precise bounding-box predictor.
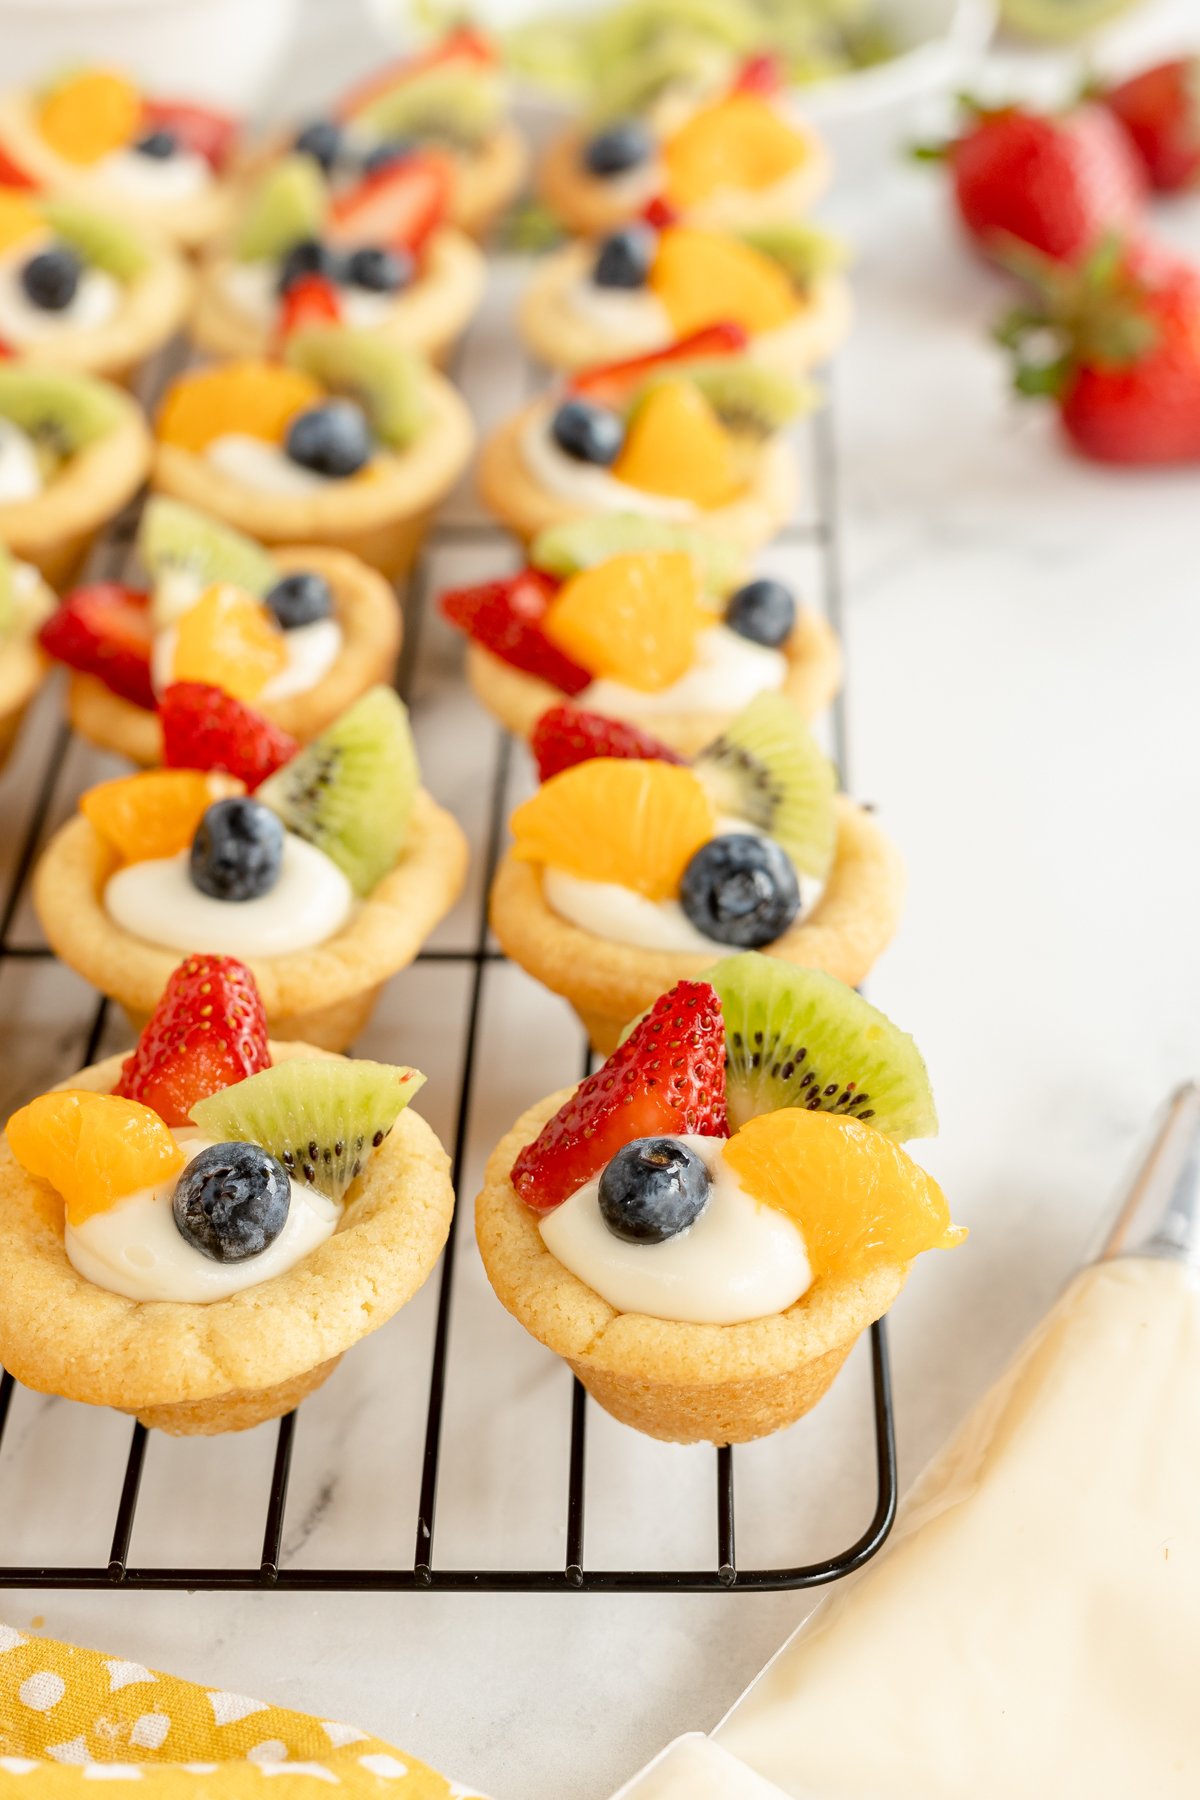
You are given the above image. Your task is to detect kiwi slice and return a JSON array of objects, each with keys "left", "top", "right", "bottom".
[
  {"left": 998, "top": 0, "right": 1137, "bottom": 40},
  {"left": 590, "top": 35, "right": 730, "bottom": 121},
  {"left": 531, "top": 514, "right": 746, "bottom": 596},
  {"left": 740, "top": 223, "right": 846, "bottom": 294},
  {"left": 707, "top": 952, "right": 938, "bottom": 1139},
  {"left": 694, "top": 694, "right": 836, "bottom": 878},
  {"left": 138, "top": 496, "right": 278, "bottom": 627},
  {"left": 257, "top": 686, "right": 419, "bottom": 897},
  {"left": 236, "top": 154, "right": 327, "bottom": 262},
  {"left": 671, "top": 360, "right": 815, "bottom": 440},
  {"left": 0, "top": 366, "right": 125, "bottom": 455},
  {"left": 353, "top": 66, "right": 504, "bottom": 149},
  {"left": 284, "top": 327, "right": 426, "bottom": 451},
  {"left": 191, "top": 1059, "right": 426, "bottom": 1204},
  {"left": 41, "top": 197, "right": 150, "bottom": 280}
]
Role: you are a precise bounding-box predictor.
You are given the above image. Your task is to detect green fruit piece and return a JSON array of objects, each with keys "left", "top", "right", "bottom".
[
  {"left": 998, "top": 0, "right": 1137, "bottom": 40},
  {"left": 138, "top": 496, "right": 277, "bottom": 628},
  {"left": 284, "top": 326, "right": 426, "bottom": 451},
  {"left": 740, "top": 222, "right": 846, "bottom": 293},
  {"left": 531, "top": 514, "right": 746, "bottom": 595},
  {"left": 191, "top": 1058, "right": 426, "bottom": 1204},
  {"left": 675, "top": 360, "right": 815, "bottom": 439},
  {"left": 693, "top": 693, "right": 836, "bottom": 878},
  {"left": 706, "top": 952, "right": 938, "bottom": 1139},
  {"left": 0, "top": 543, "right": 13, "bottom": 640},
  {"left": 41, "top": 197, "right": 150, "bottom": 279},
  {"left": 257, "top": 685, "right": 419, "bottom": 896},
  {"left": 0, "top": 366, "right": 124, "bottom": 453},
  {"left": 235, "top": 154, "right": 327, "bottom": 262},
  {"left": 591, "top": 34, "right": 730, "bottom": 122},
  {"left": 354, "top": 66, "right": 504, "bottom": 149}
]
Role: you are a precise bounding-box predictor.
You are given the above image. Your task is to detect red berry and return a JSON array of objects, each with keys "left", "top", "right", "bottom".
[
  {"left": 511, "top": 980, "right": 728, "bottom": 1211},
  {"left": 337, "top": 26, "right": 496, "bottom": 120},
  {"left": 571, "top": 322, "right": 750, "bottom": 408},
  {"left": 278, "top": 272, "right": 343, "bottom": 341},
  {"left": 440, "top": 568, "right": 591, "bottom": 695},
  {"left": 329, "top": 155, "right": 450, "bottom": 254},
  {"left": 141, "top": 99, "right": 239, "bottom": 171},
  {"left": 38, "top": 582, "right": 154, "bottom": 710},
  {"left": 160, "top": 682, "right": 299, "bottom": 790},
  {"left": 733, "top": 53, "right": 783, "bottom": 97},
  {"left": 530, "top": 705, "right": 685, "bottom": 781},
  {"left": 1102, "top": 57, "right": 1200, "bottom": 194},
  {"left": 641, "top": 195, "right": 680, "bottom": 230},
  {"left": 0, "top": 148, "right": 36, "bottom": 189},
  {"left": 114, "top": 955, "right": 271, "bottom": 1128}
]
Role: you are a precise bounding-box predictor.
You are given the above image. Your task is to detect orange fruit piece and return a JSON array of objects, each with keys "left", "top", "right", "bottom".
[
  {"left": 0, "top": 191, "right": 44, "bottom": 256},
  {"left": 38, "top": 69, "right": 143, "bottom": 166},
  {"left": 651, "top": 228, "right": 798, "bottom": 339},
  {"left": 613, "top": 380, "right": 740, "bottom": 507},
  {"left": 724, "top": 1109, "right": 966, "bottom": 1283},
  {"left": 170, "top": 584, "right": 287, "bottom": 702},
  {"left": 511, "top": 758, "right": 715, "bottom": 900},
  {"left": 156, "top": 362, "right": 324, "bottom": 454},
  {"left": 664, "top": 95, "right": 809, "bottom": 208},
  {"left": 543, "top": 550, "right": 705, "bottom": 693},
  {"left": 81, "top": 769, "right": 228, "bottom": 864},
  {"left": 7, "top": 1089, "right": 184, "bottom": 1226}
]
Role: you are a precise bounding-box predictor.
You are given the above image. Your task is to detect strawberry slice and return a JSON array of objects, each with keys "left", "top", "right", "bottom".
[
  {"left": 530, "top": 705, "right": 685, "bottom": 781},
  {"left": 328, "top": 154, "right": 451, "bottom": 254},
  {"left": 440, "top": 569, "right": 591, "bottom": 696},
  {"left": 571, "top": 322, "right": 750, "bottom": 409},
  {"left": 337, "top": 26, "right": 497, "bottom": 121},
  {"left": 141, "top": 99, "right": 239, "bottom": 171},
  {"left": 641, "top": 195, "right": 680, "bottom": 230},
  {"left": 160, "top": 682, "right": 298, "bottom": 791},
  {"left": 38, "top": 583, "right": 154, "bottom": 710},
  {"left": 278, "top": 272, "right": 343, "bottom": 341},
  {"left": 733, "top": 53, "right": 784, "bottom": 96},
  {"left": 115, "top": 954, "right": 271, "bottom": 1128},
  {"left": 512, "top": 980, "right": 728, "bottom": 1211},
  {"left": 0, "top": 147, "right": 37, "bottom": 190}
]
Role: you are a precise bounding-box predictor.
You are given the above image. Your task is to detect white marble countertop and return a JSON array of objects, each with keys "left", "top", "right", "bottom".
[{"left": 1, "top": 5, "right": 1200, "bottom": 1797}]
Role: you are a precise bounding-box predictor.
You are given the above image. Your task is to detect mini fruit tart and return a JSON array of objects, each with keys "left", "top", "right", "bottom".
[
  {"left": 0, "top": 362, "right": 150, "bottom": 586},
  {"left": 477, "top": 325, "right": 807, "bottom": 552},
  {"left": 191, "top": 150, "right": 485, "bottom": 366},
  {"left": 0, "top": 190, "right": 191, "bottom": 383},
  {"left": 0, "top": 539, "right": 54, "bottom": 767},
  {"left": 476, "top": 960, "right": 963, "bottom": 1444},
  {"left": 151, "top": 325, "right": 474, "bottom": 577},
  {"left": 440, "top": 525, "right": 840, "bottom": 753},
  {"left": 519, "top": 216, "right": 850, "bottom": 378},
  {"left": 0, "top": 955, "right": 453, "bottom": 1434},
  {"left": 34, "top": 686, "right": 469, "bottom": 1051},
  {"left": 489, "top": 695, "right": 902, "bottom": 1053},
  {"left": 0, "top": 67, "right": 239, "bottom": 252},
  {"left": 39, "top": 496, "right": 402, "bottom": 766}
]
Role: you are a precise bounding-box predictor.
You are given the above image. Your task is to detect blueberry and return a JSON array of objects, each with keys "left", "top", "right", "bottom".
[
  {"left": 343, "top": 244, "right": 414, "bottom": 293},
  {"left": 172, "top": 1141, "right": 291, "bottom": 1263},
  {"left": 264, "top": 569, "right": 334, "bottom": 630},
  {"left": 583, "top": 120, "right": 653, "bottom": 177},
  {"left": 551, "top": 398, "right": 624, "bottom": 466},
  {"left": 190, "top": 797, "right": 285, "bottom": 902},
  {"left": 593, "top": 226, "right": 654, "bottom": 290},
  {"left": 294, "top": 117, "right": 343, "bottom": 173},
  {"left": 285, "top": 401, "right": 373, "bottom": 477},
  {"left": 725, "top": 578, "right": 796, "bottom": 649},
  {"left": 21, "top": 246, "right": 82, "bottom": 312},
  {"left": 276, "top": 236, "right": 340, "bottom": 296},
  {"left": 680, "top": 834, "right": 800, "bottom": 948},
  {"left": 598, "top": 1137, "right": 711, "bottom": 1243},
  {"left": 361, "top": 137, "right": 416, "bottom": 175},
  {"left": 134, "top": 128, "right": 178, "bottom": 160}
]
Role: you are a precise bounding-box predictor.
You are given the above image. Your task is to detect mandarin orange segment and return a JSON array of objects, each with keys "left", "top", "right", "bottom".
[
  {"left": 170, "top": 584, "right": 287, "bottom": 702},
  {"left": 510, "top": 758, "right": 716, "bottom": 900},
  {"left": 613, "top": 380, "right": 741, "bottom": 507},
  {"left": 651, "top": 228, "right": 798, "bottom": 338},
  {"left": 81, "top": 769, "right": 229, "bottom": 864},
  {"left": 543, "top": 550, "right": 705, "bottom": 693},
  {"left": 37, "top": 70, "right": 143, "bottom": 166},
  {"left": 0, "top": 191, "right": 45, "bottom": 256},
  {"left": 724, "top": 1109, "right": 966, "bottom": 1283},
  {"left": 156, "top": 362, "right": 325, "bottom": 454},
  {"left": 7, "top": 1089, "right": 183, "bottom": 1226},
  {"left": 664, "top": 95, "right": 809, "bottom": 207}
]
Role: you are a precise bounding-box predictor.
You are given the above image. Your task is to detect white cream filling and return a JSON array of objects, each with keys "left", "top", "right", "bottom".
[
  {"left": 520, "top": 409, "right": 700, "bottom": 522},
  {"left": 104, "top": 832, "right": 355, "bottom": 957},
  {"left": 0, "top": 251, "right": 121, "bottom": 344},
  {"left": 540, "top": 1134, "right": 811, "bottom": 1325},
  {"left": 583, "top": 624, "right": 785, "bottom": 719},
  {"left": 94, "top": 144, "right": 211, "bottom": 202},
  {"left": 565, "top": 276, "right": 670, "bottom": 350},
  {"left": 205, "top": 432, "right": 347, "bottom": 496},
  {"left": 65, "top": 1130, "right": 339, "bottom": 1303},
  {"left": 0, "top": 417, "right": 42, "bottom": 502},
  {"left": 152, "top": 615, "right": 342, "bottom": 701},
  {"left": 221, "top": 259, "right": 400, "bottom": 330}
]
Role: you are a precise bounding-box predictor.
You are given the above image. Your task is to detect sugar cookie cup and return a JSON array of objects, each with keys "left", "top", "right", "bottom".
[
  {"left": 0, "top": 633, "right": 45, "bottom": 769},
  {"left": 476, "top": 1086, "right": 906, "bottom": 1444},
  {"left": 0, "top": 1041, "right": 455, "bottom": 1435},
  {"left": 34, "top": 789, "right": 469, "bottom": 1052},
  {"left": 490, "top": 796, "right": 904, "bottom": 1056}
]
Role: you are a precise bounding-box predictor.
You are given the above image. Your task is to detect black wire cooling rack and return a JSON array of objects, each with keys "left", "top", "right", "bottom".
[{"left": 0, "top": 319, "right": 897, "bottom": 1594}]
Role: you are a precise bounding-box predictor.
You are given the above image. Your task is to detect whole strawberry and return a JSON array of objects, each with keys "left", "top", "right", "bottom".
[
  {"left": 115, "top": 954, "right": 271, "bottom": 1127},
  {"left": 530, "top": 705, "right": 684, "bottom": 781},
  {"left": 160, "top": 682, "right": 298, "bottom": 791},
  {"left": 1102, "top": 57, "right": 1200, "bottom": 193}
]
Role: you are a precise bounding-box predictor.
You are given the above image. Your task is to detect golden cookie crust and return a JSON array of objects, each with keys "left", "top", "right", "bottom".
[
  {"left": 11, "top": 240, "right": 194, "bottom": 385},
  {"left": 477, "top": 399, "right": 799, "bottom": 553},
  {"left": 476, "top": 1088, "right": 906, "bottom": 1443},
  {"left": 33, "top": 788, "right": 470, "bottom": 1050},
  {"left": 0, "top": 1041, "right": 455, "bottom": 1433},
  {"left": 151, "top": 369, "right": 474, "bottom": 577},
  {"left": 0, "top": 392, "right": 151, "bottom": 588},
  {"left": 490, "top": 795, "right": 904, "bottom": 1054},
  {"left": 0, "top": 637, "right": 45, "bottom": 769},
  {"left": 464, "top": 604, "right": 842, "bottom": 753},
  {"left": 191, "top": 226, "right": 487, "bottom": 366},
  {"left": 518, "top": 237, "right": 853, "bottom": 377},
  {"left": 64, "top": 544, "right": 404, "bottom": 767}
]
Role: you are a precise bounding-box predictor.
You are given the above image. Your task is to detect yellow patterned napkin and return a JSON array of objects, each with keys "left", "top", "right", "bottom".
[{"left": 0, "top": 1623, "right": 485, "bottom": 1796}]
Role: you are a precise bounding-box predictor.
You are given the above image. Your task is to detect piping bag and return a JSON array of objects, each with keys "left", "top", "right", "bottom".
[{"left": 610, "top": 1081, "right": 1200, "bottom": 1798}]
